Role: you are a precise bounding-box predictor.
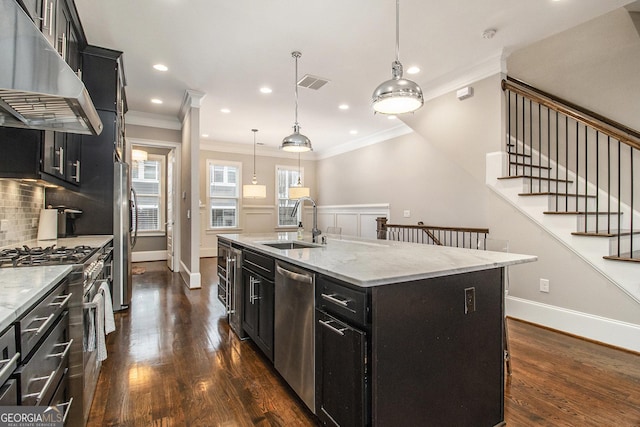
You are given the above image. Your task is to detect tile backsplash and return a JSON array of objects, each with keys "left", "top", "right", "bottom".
[{"left": 0, "top": 180, "right": 44, "bottom": 247}]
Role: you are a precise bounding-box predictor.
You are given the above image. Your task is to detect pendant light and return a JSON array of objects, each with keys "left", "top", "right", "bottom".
[
  {"left": 288, "top": 153, "right": 310, "bottom": 199},
  {"left": 281, "top": 51, "right": 313, "bottom": 152},
  {"left": 243, "top": 129, "right": 267, "bottom": 198},
  {"left": 372, "top": 0, "right": 423, "bottom": 114}
]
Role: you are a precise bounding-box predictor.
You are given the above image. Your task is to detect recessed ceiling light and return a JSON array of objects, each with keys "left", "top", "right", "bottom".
[
  {"left": 349, "top": 130, "right": 358, "bottom": 135},
  {"left": 260, "top": 87, "right": 273, "bottom": 94},
  {"left": 201, "top": 134, "right": 209, "bottom": 138},
  {"left": 406, "top": 66, "right": 420, "bottom": 74},
  {"left": 153, "top": 64, "right": 168, "bottom": 72},
  {"left": 220, "top": 108, "right": 231, "bottom": 113},
  {"left": 151, "top": 98, "right": 163, "bottom": 104},
  {"left": 339, "top": 104, "right": 349, "bottom": 110},
  {"left": 388, "top": 115, "right": 397, "bottom": 120}
]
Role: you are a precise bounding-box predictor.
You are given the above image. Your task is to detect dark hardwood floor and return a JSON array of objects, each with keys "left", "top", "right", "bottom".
[{"left": 87, "top": 259, "right": 640, "bottom": 427}]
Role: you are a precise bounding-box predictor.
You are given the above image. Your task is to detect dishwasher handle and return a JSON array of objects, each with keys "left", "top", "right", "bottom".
[{"left": 276, "top": 264, "right": 313, "bottom": 284}]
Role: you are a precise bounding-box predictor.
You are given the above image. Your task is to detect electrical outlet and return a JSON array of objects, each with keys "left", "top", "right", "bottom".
[
  {"left": 540, "top": 278, "right": 550, "bottom": 293},
  {"left": 403, "top": 210, "right": 411, "bottom": 218},
  {"left": 0, "top": 219, "right": 8, "bottom": 232},
  {"left": 464, "top": 287, "right": 476, "bottom": 314},
  {"left": 32, "top": 218, "right": 38, "bottom": 228}
]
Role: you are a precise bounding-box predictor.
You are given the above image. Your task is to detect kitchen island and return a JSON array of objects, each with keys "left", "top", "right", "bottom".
[{"left": 218, "top": 232, "right": 536, "bottom": 427}]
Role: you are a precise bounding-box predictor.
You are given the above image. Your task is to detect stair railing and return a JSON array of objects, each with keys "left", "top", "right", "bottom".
[
  {"left": 501, "top": 76, "right": 640, "bottom": 262},
  {"left": 376, "top": 217, "right": 489, "bottom": 250}
]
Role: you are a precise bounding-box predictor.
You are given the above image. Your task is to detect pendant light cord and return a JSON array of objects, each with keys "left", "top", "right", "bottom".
[
  {"left": 252, "top": 129, "right": 258, "bottom": 177},
  {"left": 395, "top": 0, "right": 400, "bottom": 63},
  {"left": 292, "top": 51, "right": 301, "bottom": 128}
]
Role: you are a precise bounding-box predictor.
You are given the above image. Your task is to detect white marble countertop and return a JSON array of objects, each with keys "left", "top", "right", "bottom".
[
  {"left": 1, "top": 234, "right": 113, "bottom": 250},
  {"left": 0, "top": 265, "right": 72, "bottom": 332},
  {"left": 219, "top": 232, "right": 537, "bottom": 287}
]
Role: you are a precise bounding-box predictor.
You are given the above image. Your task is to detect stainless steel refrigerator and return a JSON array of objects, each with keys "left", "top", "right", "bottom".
[{"left": 113, "top": 161, "right": 137, "bottom": 310}]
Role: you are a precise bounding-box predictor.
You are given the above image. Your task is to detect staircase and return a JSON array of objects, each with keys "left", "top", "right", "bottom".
[{"left": 487, "top": 77, "right": 640, "bottom": 303}]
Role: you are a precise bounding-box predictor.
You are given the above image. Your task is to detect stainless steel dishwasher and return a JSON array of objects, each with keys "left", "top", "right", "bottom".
[{"left": 274, "top": 261, "right": 316, "bottom": 413}]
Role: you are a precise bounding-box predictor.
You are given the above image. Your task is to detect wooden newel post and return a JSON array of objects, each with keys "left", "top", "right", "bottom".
[{"left": 376, "top": 217, "right": 388, "bottom": 240}]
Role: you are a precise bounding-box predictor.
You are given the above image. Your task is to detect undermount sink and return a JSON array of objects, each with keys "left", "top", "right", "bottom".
[{"left": 261, "top": 241, "right": 320, "bottom": 250}]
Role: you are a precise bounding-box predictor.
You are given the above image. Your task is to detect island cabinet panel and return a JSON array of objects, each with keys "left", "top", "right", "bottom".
[{"left": 370, "top": 268, "right": 504, "bottom": 427}]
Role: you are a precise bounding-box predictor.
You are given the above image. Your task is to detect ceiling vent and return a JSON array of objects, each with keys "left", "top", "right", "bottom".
[{"left": 297, "top": 74, "right": 330, "bottom": 90}]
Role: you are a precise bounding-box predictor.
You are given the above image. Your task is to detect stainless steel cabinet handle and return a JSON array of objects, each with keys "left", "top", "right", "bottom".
[
  {"left": 0, "top": 352, "right": 20, "bottom": 383},
  {"left": 58, "top": 397, "right": 73, "bottom": 423},
  {"left": 49, "top": 292, "right": 72, "bottom": 308},
  {"left": 58, "top": 147, "right": 64, "bottom": 175},
  {"left": 48, "top": 339, "right": 73, "bottom": 359},
  {"left": 321, "top": 293, "right": 350, "bottom": 307},
  {"left": 250, "top": 276, "right": 261, "bottom": 303},
  {"left": 24, "top": 370, "right": 56, "bottom": 402},
  {"left": 319, "top": 319, "right": 347, "bottom": 336},
  {"left": 48, "top": 2, "right": 53, "bottom": 36},
  {"left": 72, "top": 160, "right": 80, "bottom": 183},
  {"left": 22, "top": 313, "right": 55, "bottom": 334}
]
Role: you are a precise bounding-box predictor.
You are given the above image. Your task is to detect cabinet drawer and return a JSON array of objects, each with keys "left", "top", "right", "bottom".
[
  {"left": 20, "top": 311, "right": 70, "bottom": 406},
  {"left": 0, "top": 325, "right": 18, "bottom": 386},
  {"left": 317, "top": 277, "right": 368, "bottom": 328},
  {"left": 19, "top": 279, "right": 70, "bottom": 359},
  {"left": 243, "top": 250, "right": 275, "bottom": 280},
  {"left": 0, "top": 379, "right": 18, "bottom": 406}
]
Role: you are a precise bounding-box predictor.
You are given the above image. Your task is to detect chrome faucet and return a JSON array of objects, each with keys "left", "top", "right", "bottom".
[{"left": 291, "top": 196, "right": 322, "bottom": 243}]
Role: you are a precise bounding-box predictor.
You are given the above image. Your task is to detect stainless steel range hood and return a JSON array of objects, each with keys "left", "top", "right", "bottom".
[{"left": 0, "top": 0, "right": 103, "bottom": 135}]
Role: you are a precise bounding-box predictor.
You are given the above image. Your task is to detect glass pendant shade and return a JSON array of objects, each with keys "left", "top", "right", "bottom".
[
  {"left": 243, "top": 129, "right": 267, "bottom": 199},
  {"left": 372, "top": 0, "right": 423, "bottom": 115}
]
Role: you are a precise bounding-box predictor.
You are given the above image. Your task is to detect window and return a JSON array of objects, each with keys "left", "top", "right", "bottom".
[
  {"left": 132, "top": 154, "right": 165, "bottom": 233},
  {"left": 276, "top": 165, "right": 303, "bottom": 227},
  {"left": 207, "top": 160, "right": 241, "bottom": 229}
]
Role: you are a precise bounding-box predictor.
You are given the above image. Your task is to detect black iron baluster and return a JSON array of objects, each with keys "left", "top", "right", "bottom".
[
  {"left": 529, "top": 99, "right": 533, "bottom": 192},
  {"left": 607, "top": 136, "right": 611, "bottom": 234},
  {"left": 565, "top": 116, "right": 569, "bottom": 212},
  {"left": 584, "top": 124, "right": 588, "bottom": 232},
  {"left": 596, "top": 132, "right": 600, "bottom": 234},
  {"left": 576, "top": 121, "right": 580, "bottom": 213},
  {"left": 630, "top": 145, "right": 634, "bottom": 259},
  {"left": 618, "top": 139, "right": 622, "bottom": 257},
  {"left": 538, "top": 103, "right": 542, "bottom": 182},
  {"left": 556, "top": 111, "right": 559, "bottom": 211}
]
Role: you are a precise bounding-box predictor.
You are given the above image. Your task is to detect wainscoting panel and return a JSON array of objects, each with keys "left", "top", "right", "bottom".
[{"left": 317, "top": 204, "right": 390, "bottom": 238}]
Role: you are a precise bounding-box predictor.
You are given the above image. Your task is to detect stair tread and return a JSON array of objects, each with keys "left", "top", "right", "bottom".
[
  {"left": 603, "top": 251, "right": 640, "bottom": 263},
  {"left": 498, "top": 175, "right": 573, "bottom": 183},
  {"left": 509, "top": 161, "right": 552, "bottom": 170},
  {"left": 543, "top": 211, "right": 623, "bottom": 215},
  {"left": 518, "top": 192, "right": 596, "bottom": 198},
  {"left": 572, "top": 229, "right": 640, "bottom": 237}
]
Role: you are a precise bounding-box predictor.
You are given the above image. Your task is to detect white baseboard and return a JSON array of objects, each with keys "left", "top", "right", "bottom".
[
  {"left": 132, "top": 250, "right": 167, "bottom": 262},
  {"left": 179, "top": 259, "right": 202, "bottom": 289},
  {"left": 507, "top": 296, "right": 640, "bottom": 353}
]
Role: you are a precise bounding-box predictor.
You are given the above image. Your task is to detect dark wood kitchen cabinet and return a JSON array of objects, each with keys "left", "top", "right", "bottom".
[{"left": 241, "top": 250, "right": 275, "bottom": 361}]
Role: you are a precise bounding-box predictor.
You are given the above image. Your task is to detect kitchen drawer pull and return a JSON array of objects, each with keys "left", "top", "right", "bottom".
[
  {"left": 58, "top": 397, "right": 73, "bottom": 423},
  {"left": 244, "top": 259, "right": 271, "bottom": 275},
  {"left": 0, "top": 352, "right": 20, "bottom": 382},
  {"left": 321, "top": 293, "right": 350, "bottom": 307},
  {"left": 48, "top": 339, "right": 73, "bottom": 359},
  {"left": 22, "top": 313, "right": 56, "bottom": 335},
  {"left": 24, "top": 370, "right": 56, "bottom": 402},
  {"left": 319, "top": 319, "right": 347, "bottom": 336},
  {"left": 49, "top": 292, "right": 72, "bottom": 308}
]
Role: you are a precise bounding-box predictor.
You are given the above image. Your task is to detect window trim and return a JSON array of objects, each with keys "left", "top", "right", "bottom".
[
  {"left": 132, "top": 153, "right": 166, "bottom": 235},
  {"left": 275, "top": 164, "right": 304, "bottom": 228},
  {"left": 207, "top": 159, "right": 242, "bottom": 230}
]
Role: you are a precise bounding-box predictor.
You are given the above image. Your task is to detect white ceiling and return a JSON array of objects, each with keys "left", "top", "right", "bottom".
[{"left": 74, "top": 0, "right": 634, "bottom": 154}]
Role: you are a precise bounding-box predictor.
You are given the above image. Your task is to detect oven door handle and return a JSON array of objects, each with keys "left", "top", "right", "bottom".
[
  {"left": 49, "top": 292, "right": 73, "bottom": 309},
  {"left": 48, "top": 338, "right": 73, "bottom": 359}
]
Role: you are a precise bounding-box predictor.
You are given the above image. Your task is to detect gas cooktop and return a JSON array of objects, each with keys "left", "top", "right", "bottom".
[{"left": 0, "top": 245, "right": 98, "bottom": 268}]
